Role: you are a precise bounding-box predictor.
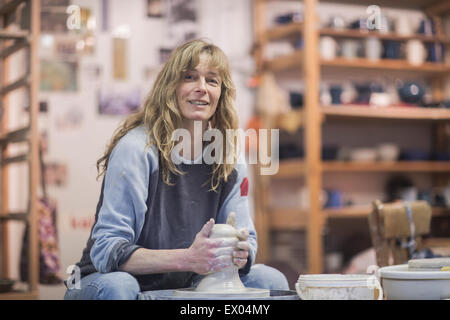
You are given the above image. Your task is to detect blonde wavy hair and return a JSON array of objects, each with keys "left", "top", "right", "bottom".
[{"left": 96, "top": 39, "right": 239, "bottom": 191}]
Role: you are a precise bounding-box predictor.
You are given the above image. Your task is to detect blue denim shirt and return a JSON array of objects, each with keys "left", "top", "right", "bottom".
[{"left": 76, "top": 125, "right": 257, "bottom": 290}]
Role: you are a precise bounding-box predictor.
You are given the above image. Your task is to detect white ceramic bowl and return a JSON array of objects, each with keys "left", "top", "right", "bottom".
[
  {"left": 295, "top": 274, "right": 383, "bottom": 300},
  {"left": 377, "top": 143, "right": 400, "bottom": 161},
  {"left": 350, "top": 148, "right": 378, "bottom": 162},
  {"left": 380, "top": 264, "right": 450, "bottom": 300}
]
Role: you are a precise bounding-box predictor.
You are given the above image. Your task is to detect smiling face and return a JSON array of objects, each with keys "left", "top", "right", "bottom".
[{"left": 176, "top": 53, "right": 222, "bottom": 128}]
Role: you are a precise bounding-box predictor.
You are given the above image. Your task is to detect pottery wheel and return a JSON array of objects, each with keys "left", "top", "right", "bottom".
[{"left": 173, "top": 287, "right": 270, "bottom": 298}]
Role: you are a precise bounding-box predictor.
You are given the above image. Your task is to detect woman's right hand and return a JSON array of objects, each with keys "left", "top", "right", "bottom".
[{"left": 185, "top": 218, "right": 237, "bottom": 275}]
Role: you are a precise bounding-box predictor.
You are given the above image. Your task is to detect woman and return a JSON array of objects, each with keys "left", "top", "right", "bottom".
[{"left": 64, "top": 39, "right": 288, "bottom": 300}]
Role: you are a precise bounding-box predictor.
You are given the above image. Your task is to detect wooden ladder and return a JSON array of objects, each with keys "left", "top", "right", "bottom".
[{"left": 0, "top": 0, "right": 40, "bottom": 300}]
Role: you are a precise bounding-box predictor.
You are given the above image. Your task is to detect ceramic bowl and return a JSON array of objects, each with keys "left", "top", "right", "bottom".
[
  {"left": 397, "top": 81, "right": 425, "bottom": 104},
  {"left": 0, "top": 279, "right": 14, "bottom": 293},
  {"left": 350, "top": 148, "right": 378, "bottom": 162},
  {"left": 380, "top": 264, "right": 450, "bottom": 300},
  {"left": 377, "top": 143, "right": 400, "bottom": 161},
  {"left": 295, "top": 274, "right": 383, "bottom": 300}
]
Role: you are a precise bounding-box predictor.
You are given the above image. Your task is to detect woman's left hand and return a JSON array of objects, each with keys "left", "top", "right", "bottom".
[{"left": 233, "top": 228, "right": 250, "bottom": 269}]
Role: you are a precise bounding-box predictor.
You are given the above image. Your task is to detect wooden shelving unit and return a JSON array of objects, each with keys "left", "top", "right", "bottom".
[
  {"left": 321, "top": 105, "right": 450, "bottom": 120},
  {"left": 253, "top": 0, "right": 450, "bottom": 273},
  {"left": 276, "top": 159, "right": 450, "bottom": 176},
  {"left": 267, "top": 21, "right": 450, "bottom": 44},
  {"left": 265, "top": 50, "right": 450, "bottom": 73},
  {"left": 0, "top": 0, "right": 40, "bottom": 300}
]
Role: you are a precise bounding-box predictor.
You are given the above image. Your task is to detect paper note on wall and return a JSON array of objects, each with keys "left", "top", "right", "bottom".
[{"left": 113, "top": 38, "right": 127, "bottom": 80}]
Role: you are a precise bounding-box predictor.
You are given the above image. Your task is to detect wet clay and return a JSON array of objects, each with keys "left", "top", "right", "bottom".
[{"left": 195, "top": 216, "right": 246, "bottom": 292}]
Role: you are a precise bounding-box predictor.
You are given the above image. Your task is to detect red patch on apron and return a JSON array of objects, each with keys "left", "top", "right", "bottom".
[{"left": 240, "top": 177, "right": 249, "bottom": 196}]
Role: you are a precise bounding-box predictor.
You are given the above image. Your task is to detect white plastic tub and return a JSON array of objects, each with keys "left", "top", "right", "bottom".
[{"left": 295, "top": 274, "right": 383, "bottom": 300}]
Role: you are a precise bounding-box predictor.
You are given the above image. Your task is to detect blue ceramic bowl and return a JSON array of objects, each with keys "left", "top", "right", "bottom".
[{"left": 397, "top": 81, "right": 425, "bottom": 104}]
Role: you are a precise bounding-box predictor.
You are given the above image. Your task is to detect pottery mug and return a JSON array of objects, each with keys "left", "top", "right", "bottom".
[
  {"left": 325, "top": 189, "right": 342, "bottom": 208},
  {"left": 329, "top": 85, "right": 343, "bottom": 104},
  {"left": 383, "top": 40, "right": 401, "bottom": 59},
  {"left": 377, "top": 143, "right": 400, "bottom": 161},
  {"left": 365, "top": 37, "right": 382, "bottom": 61},
  {"left": 342, "top": 39, "right": 358, "bottom": 59},
  {"left": 395, "top": 15, "right": 412, "bottom": 36},
  {"left": 443, "top": 186, "right": 450, "bottom": 207},
  {"left": 406, "top": 40, "right": 427, "bottom": 66},
  {"left": 320, "top": 36, "right": 337, "bottom": 60}
]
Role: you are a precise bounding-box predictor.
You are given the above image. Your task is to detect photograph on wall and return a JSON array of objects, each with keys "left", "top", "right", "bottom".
[
  {"left": 82, "top": 64, "right": 102, "bottom": 82},
  {"left": 54, "top": 105, "right": 84, "bottom": 131},
  {"left": 53, "top": 37, "right": 79, "bottom": 57},
  {"left": 41, "top": 5, "right": 94, "bottom": 35},
  {"left": 40, "top": 60, "right": 78, "bottom": 92},
  {"left": 41, "top": 9, "right": 68, "bottom": 33},
  {"left": 166, "top": 0, "right": 198, "bottom": 44},
  {"left": 78, "top": 7, "right": 95, "bottom": 34},
  {"left": 101, "top": 0, "right": 109, "bottom": 31},
  {"left": 113, "top": 37, "right": 128, "bottom": 80},
  {"left": 159, "top": 47, "right": 174, "bottom": 64},
  {"left": 81, "top": 32, "right": 96, "bottom": 55},
  {"left": 98, "top": 86, "right": 141, "bottom": 116},
  {"left": 40, "top": 131, "right": 49, "bottom": 154},
  {"left": 147, "top": 0, "right": 164, "bottom": 18},
  {"left": 44, "top": 162, "right": 68, "bottom": 187}
]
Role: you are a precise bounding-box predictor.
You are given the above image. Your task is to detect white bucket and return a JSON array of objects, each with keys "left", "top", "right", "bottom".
[{"left": 295, "top": 274, "right": 383, "bottom": 300}]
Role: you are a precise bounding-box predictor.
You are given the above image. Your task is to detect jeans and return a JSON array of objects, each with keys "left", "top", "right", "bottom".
[{"left": 63, "top": 264, "right": 289, "bottom": 300}]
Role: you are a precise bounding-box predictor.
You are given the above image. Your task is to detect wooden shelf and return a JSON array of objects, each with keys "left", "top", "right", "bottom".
[
  {"left": 320, "top": 27, "right": 450, "bottom": 44},
  {"left": 268, "top": 208, "right": 308, "bottom": 230},
  {"left": 277, "top": 159, "right": 450, "bottom": 174},
  {"left": 0, "top": 39, "right": 28, "bottom": 58},
  {"left": 324, "top": 204, "right": 372, "bottom": 218},
  {"left": 265, "top": 22, "right": 450, "bottom": 44},
  {"left": 0, "top": 213, "right": 28, "bottom": 221},
  {"left": 263, "top": 50, "right": 303, "bottom": 72},
  {"left": 266, "top": 0, "right": 440, "bottom": 11},
  {"left": 322, "top": 105, "right": 450, "bottom": 120},
  {"left": 272, "top": 105, "right": 450, "bottom": 130},
  {"left": 0, "top": 126, "right": 29, "bottom": 145},
  {"left": 321, "top": 57, "right": 450, "bottom": 73},
  {"left": 0, "top": 0, "right": 26, "bottom": 16},
  {"left": 0, "top": 30, "right": 29, "bottom": 40},
  {"left": 426, "top": 1, "right": 450, "bottom": 16},
  {"left": 267, "top": 205, "right": 450, "bottom": 228},
  {"left": 264, "top": 51, "right": 450, "bottom": 74},
  {"left": 266, "top": 22, "right": 302, "bottom": 41},
  {"left": 324, "top": 205, "right": 450, "bottom": 218},
  {"left": 320, "top": 0, "right": 439, "bottom": 11},
  {"left": 0, "top": 291, "right": 38, "bottom": 300},
  {"left": 274, "top": 157, "right": 306, "bottom": 178},
  {"left": 324, "top": 161, "right": 450, "bottom": 172}
]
